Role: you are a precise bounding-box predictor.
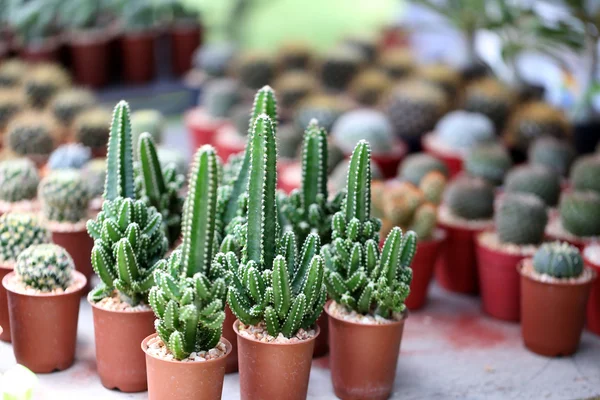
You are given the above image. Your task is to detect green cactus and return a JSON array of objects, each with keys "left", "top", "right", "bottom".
[
  {"left": 559, "top": 191, "right": 600, "bottom": 238},
  {"left": 504, "top": 165, "right": 561, "bottom": 207},
  {"left": 202, "top": 78, "right": 240, "bottom": 119},
  {"left": 131, "top": 109, "right": 165, "bottom": 151},
  {"left": 420, "top": 171, "right": 446, "bottom": 205},
  {"left": 409, "top": 203, "right": 438, "bottom": 240},
  {"left": 532, "top": 241, "right": 584, "bottom": 278},
  {"left": 0, "top": 158, "right": 40, "bottom": 204},
  {"left": 320, "top": 45, "right": 364, "bottom": 91},
  {"left": 15, "top": 244, "right": 74, "bottom": 291},
  {"left": 398, "top": 153, "right": 448, "bottom": 185},
  {"left": 50, "top": 88, "right": 96, "bottom": 127},
  {"left": 0, "top": 59, "right": 27, "bottom": 87},
  {"left": 149, "top": 145, "right": 227, "bottom": 360},
  {"left": 445, "top": 176, "right": 495, "bottom": 221},
  {"left": 570, "top": 155, "right": 600, "bottom": 195},
  {"left": 322, "top": 141, "right": 417, "bottom": 318},
  {"left": 294, "top": 94, "right": 350, "bottom": 133},
  {"left": 496, "top": 193, "right": 547, "bottom": 245},
  {"left": 234, "top": 51, "right": 275, "bottom": 90},
  {"left": 0, "top": 89, "right": 25, "bottom": 131},
  {"left": 435, "top": 110, "right": 496, "bottom": 151},
  {"left": 465, "top": 144, "right": 512, "bottom": 186},
  {"left": 528, "top": 136, "right": 575, "bottom": 177},
  {"left": 81, "top": 159, "right": 106, "bottom": 199},
  {"left": 6, "top": 112, "right": 57, "bottom": 157},
  {"left": 48, "top": 143, "right": 92, "bottom": 171},
  {"left": 0, "top": 213, "right": 50, "bottom": 265},
  {"left": 332, "top": 109, "right": 396, "bottom": 155},
  {"left": 463, "top": 77, "right": 515, "bottom": 131},
  {"left": 39, "top": 169, "right": 90, "bottom": 223},
  {"left": 23, "top": 63, "right": 71, "bottom": 108},
  {"left": 506, "top": 102, "right": 570, "bottom": 153},
  {"left": 73, "top": 107, "right": 112, "bottom": 150}
]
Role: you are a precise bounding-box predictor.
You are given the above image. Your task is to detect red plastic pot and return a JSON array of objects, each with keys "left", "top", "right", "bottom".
[
  {"left": 121, "top": 30, "right": 155, "bottom": 84},
  {"left": 51, "top": 227, "right": 94, "bottom": 291},
  {"left": 278, "top": 161, "right": 301, "bottom": 194},
  {"left": 69, "top": 32, "right": 110, "bottom": 87},
  {"left": 213, "top": 124, "right": 246, "bottom": 163},
  {"left": 0, "top": 263, "right": 13, "bottom": 342},
  {"left": 371, "top": 140, "right": 408, "bottom": 179},
  {"left": 18, "top": 37, "right": 61, "bottom": 62},
  {"left": 185, "top": 108, "right": 226, "bottom": 149},
  {"left": 170, "top": 23, "right": 201, "bottom": 76},
  {"left": 405, "top": 230, "right": 446, "bottom": 310},
  {"left": 422, "top": 133, "right": 463, "bottom": 178},
  {"left": 583, "top": 249, "right": 600, "bottom": 336}
]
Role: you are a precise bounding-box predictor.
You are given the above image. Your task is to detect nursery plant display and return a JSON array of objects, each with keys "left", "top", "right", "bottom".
[
  {"left": 119, "top": 0, "right": 158, "bottom": 83},
  {"left": 166, "top": 1, "right": 202, "bottom": 76},
  {"left": 464, "top": 143, "right": 512, "bottom": 186},
  {"left": 504, "top": 164, "right": 561, "bottom": 207},
  {"left": 233, "top": 51, "right": 275, "bottom": 90},
  {"left": 528, "top": 136, "right": 576, "bottom": 178},
  {"left": 569, "top": 155, "right": 600, "bottom": 195},
  {"left": 398, "top": 152, "right": 448, "bottom": 185},
  {"left": 47, "top": 143, "right": 92, "bottom": 171},
  {"left": 319, "top": 44, "right": 365, "bottom": 91},
  {"left": 462, "top": 77, "right": 516, "bottom": 131},
  {"left": 73, "top": 107, "right": 111, "bottom": 158},
  {"left": 348, "top": 68, "right": 391, "bottom": 106},
  {"left": 0, "top": 158, "right": 40, "bottom": 214},
  {"left": 547, "top": 191, "right": 600, "bottom": 250},
  {"left": 2, "top": 244, "right": 86, "bottom": 373},
  {"left": 5, "top": 111, "right": 58, "bottom": 166},
  {"left": 323, "top": 140, "right": 417, "bottom": 400},
  {"left": 520, "top": 242, "right": 596, "bottom": 356},
  {"left": 22, "top": 63, "right": 70, "bottom": 108},
  {"left": 8, "top": 0, "right": 62, "bottom": 61},
  {"left": 50, "top": 88, "right": 96, "bottom": 129},
  {"left": 86, "top": 101, "right": 168, "bottom": 393}
]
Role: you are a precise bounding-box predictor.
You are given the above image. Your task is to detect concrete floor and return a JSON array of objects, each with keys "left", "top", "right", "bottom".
[{"left": 1, "top": 283, "right": 599, "bottom": 400}]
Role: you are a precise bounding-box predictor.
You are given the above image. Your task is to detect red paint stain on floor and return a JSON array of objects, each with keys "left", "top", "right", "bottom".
[{"left": 444, "top": 315, "right": 507, "bottom": 349}]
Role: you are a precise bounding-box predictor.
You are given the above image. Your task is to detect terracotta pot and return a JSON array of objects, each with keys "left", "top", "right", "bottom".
[
  {"left": 185, "top": 108, "right": 226, "bottom": 149},
  {"left": 121, "top": 30, "right": 156, "bottom": 84},
  {"left": 313, "top": 312, "right": 329, "bottom": 358},
  {"left": 519, "top": 261, "right": 596, "bottom": 357},
  {"left": 583, "top": 251, "right": 600, "bottom": 336},
  {"left": 170, "top": 23, "right": 201, "bottom": 76},
  {"left": 142, "top": 333, "right": 230, "bottom": 400},
  {"left": 18, "top": 37, "right": 61, "bottom": 62},
  {"left": 475, "top": 233, "right": 527, "bottom": 322},
  {"left": 326, "top": 301, "right": 406, "bottom": 400},
  {"left": 405, "top": 230, "right": 446, "bottom": 310},
  {"left": 278, "top": 161, "right": 301, "bottom": 194},
  {"left": 51, "top": 227, "right": 94, "bottom": 291},
  {"left": 422, "top": 133, "right": 463, "bottom": 178},
  {"left": 234, "top": 319, "right": 318, "bottom": 400},
  {"left": 370, "top": 141, "right": 408, "bottom": 179},
  {"left": 90, "top": 299, "right": 155, "bottom": 392},
  {"left": 3, "top": 271, "right": 86, "bottom": 372},
  {"left": 214, "top": 125, "right": 246, "bottom": 163},
  {"left": 0, "top": 263, "right": 13, "bottom": 342},
  {"left": 69, "top": 32, "right": 110, "bottom": 87},
  {"left": 222, "top": 305, "right": 238, "bottom": 373}
]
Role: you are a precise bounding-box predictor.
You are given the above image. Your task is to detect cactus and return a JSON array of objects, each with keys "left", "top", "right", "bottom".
[
  {"left": 0, "top": 89, "right": 25, "bottom": 131},
  {"left": 131, "top": 109, "right": 165, "bottom": 150},
  {"left": 0, "top": 159, "right": 39, "bottom": 204},
  {"left": 202, "top": 78, "right": 241, "bottom": 119},
  {"left": 0, "top": 59, "right": 27, "bottom": 87},
  {"left": 50, "top": 88, "right": 96, "bottom": 127},
  {"left": 415, "top": 64, "right": 462, "bottom": 97},
  {"left": 274, "top": 71, "right": 316, "bottom": 111},
  {"left": 81, "top": 159, "right": 106, "bottom": 200},
  {"left": 234, "top": 51, "right": 275, "bottom": 90},
  {"left": 434, "top": 110, "right": 496, "bottom": 151},
  {"left": 136, "top": 132, "right": 185, "bottom": 246},
  {"left": 559, "top": 191, "right": 600, "bottom": 238},
  {"left": 463, "top": 78, "right": 515, "bottom": 131},
  {"left": 39, "top": 169, "right": 90, "bottom": 223},
  {"left": 496, "top": 193, "right": 548, "bottom": 245},
  {"left": 532, "top": 241, "right": 584, "bottom": 278},
  {"left": 377, "top": 48, "right": 414, "bottom": 79},
  {"left": 349, "top": 68, "right": 391, "bottom": 107},
  {"left": 320, "top": 45, "right": 364, "bottom": 91},
  {"left": 276, "top": 42, "right": 312, "bottom": 71},
  {"left": 398, "top": 153, "right": 448, "bottom": 185},
  {"left": 445, "top": 176, "right": 495, "bottom": 221},
  {"left": 23, "top": 63, "right": 71, "bottom": 108},
  {"left": 331, "top": 109, "right": 395, "bottom": 155},
  {"left": 73, "top": 107, "right": 112, "bottom": 150},
  {"left": 330, "top": 158, "right": 383, "bottom": 194},
  {"left": 464, "top": 144, "right": 512, "bottom": 186},
  {"left": 5, "top": 112, "right": 57, "bottom": 157},
  {"left": 0, "top": 213, "right": 50, "bottom": 264},
  {"left": 149, "top": 145, "right": 227, "bottom": 360},
  {"left": 570, "top": 155, "right": 600, "bottom": 195},
  {"left": 193, "top": 42, "right": 236, "bottom": 78},
  {"left": 528, "top": 136, "right": 575, "bottom": 177},
  {"left": 48, "top": 143, "right": 91, "bottom": 170},
  {"left": 294, "top": 94, "right": 351, "bottom": 133},
  {"left": 322, "top": 141, "right": 417, "bottom": 318},
  {"left": 504, "top": 165, "right": 561, "bottom": 207},
  {"left": 87, "top": 101, "right": 168, "bottom": 305},
  {"left": 15, "top": 244, "right": 74, "bottom": 291},
  {"left": 282, "top": 120, "right": 344, "bottom": 247}
]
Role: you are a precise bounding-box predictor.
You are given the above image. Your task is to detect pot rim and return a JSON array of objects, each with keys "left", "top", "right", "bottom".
[
  {"left": 517, "top": 259, "right": 598, "bottom": 287},
  {"left": 437, "top": 216, "right": 494, "bottom": 233},
  {"left": 233, "top": 319, "right": 320, "bottom": 346},
  {"left": 88, "top": 294, "right": 156, "bottom": 315},
  {"left": 421, "top": 131, "right": 465, "bottom": 160},
  {"left": 324, "top": 300, "right": 408, "bottom": 328},
  {"left": 2, "top": 270, "right": 87, "bottom": 297},
  {"left": 0, "top": 262, "right": 14, "bottom": 271},
  {"left": 475, "top": 230, "right": 537, "bottom": 258},
  {"left": 141, "top": 333, "right": 232, "bottom": 365}
]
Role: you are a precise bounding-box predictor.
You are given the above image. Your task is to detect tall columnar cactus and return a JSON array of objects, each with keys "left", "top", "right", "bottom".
[
  {"left": 0, "top": 159, "right": 40, "bottom": 204},
  {"left": 570, "top": 155, "right": 600, "bottom": 195},
  {"left": 504, "top": 165, "right": 561, "bottom": 207},
  {"left": 496, "top": 193, "right": 548, "bottom": 246},
  {"left": 15, "top": 244, "right": 74, "bottom": 292},
  {"left": 323, "top": 141, "right": 417, "bottom": 318},
  {"left": 532, "top": 241, "right": 584, "bottom": 278},
  {"left": 0, "top": 213, "right": 50, "bottom": 265},
  {"left": 149, "top": 146, "right": 227, "bottom": 360},
  {"left": 559, "top": 191, "right": 600, "bottom": 238},
  {"left": 445, "top": 176, "right": 495, "bottom": 221},
  {"left": 136, "top": 132, "right": 184, "bottom": 246},
  {"left": 282, "top": 120, "right": 344, "bottom": 247},
  {"left": 39, "top": 169, "right": 90, "bottom": 223},
  {"left": 104, "top": 101, "right": 135, "bottom": 201}
]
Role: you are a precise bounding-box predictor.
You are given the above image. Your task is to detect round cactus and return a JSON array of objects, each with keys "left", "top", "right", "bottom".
[
  {"left": 131, "top": 109, "right": 165, "bottom": 148},
  {"left": 23, "top": 63, "right": 71, "bottom": 108},
  {"left": 560, "top": 191, "right": 600, "bottom": 237},
  {"left": 48, "top": 143, "right": 92, "bottom": 171},
  {"left": 201, "top": 78, "right": 241, "bottom": 119},
  {"left": 570, "top": 155, "right": 600, "bottom": 195},
  {"left": 463, "top": 77, "right": 515, "bottom": 130},
  {"left": 496, "top": 193, "right": 548, "bottom": 245},
  {"left": 6, "top": 112, "right": 57, "bottom": 157},
  {"left": 398, "top": 153, "right": 448, "bottom": 185},
  {"left": 294, "top": 94, "right": 351, "bottom": 132},
  {"left": 415, "top": 64, "right": 462, "bottom": 97},
  {"left": 0, "top": 158, "right": 40, "bottom": 203},
  {"left": 73, "top": 107, "right": 111, "bottom": 150},
  {"left": 15, "top": 244, "right": 74, "bottom": 291},
  {"left": 319, "top": 45, "right": 365, "bottom": 91},
  {"left": 532, "top": 241, "right": 584, "bottom": 278},
  {"left": 50, "top": 88, "right": 96, "bottom": 127},
  {"left": 331, "top": 109, "right": 395, "bottom": 155},
  {"left": 349, "top": 68, "right": 392, "bottom": 107},
  {"left": 528, "top": 136, "right": 575, "bottom": 177},
  {"left": 465, "top": 144, "right": 512, "bottom": 186},
  {"left": 420, "top": 170, "right": 446, "bottom": 205},
  {"left": 39, "top": 169, "right": 91, "bottom": 223},
  {"left": 274, "top": 71, "right": 316, "bottom": 110},
  {"left": 81, "top": 158, "right": 106, "bottom": 199},
  {"left": 0, "top": 89, "right": 25, "bottom": 131},
  {"left": 0, "top": 213, "right": 50, "bottom": 264},
  {"left": 504, "top": 164, "right": 561, "bottom": 206},
  {"left": 276, "top": 41, "right": 313, "bottom": 71},
  {"left": 233, "top": 51, "right": 275, "bottom": 90},
  {"left": 377, "top": 48, "right": 414, "bottom": 79},
  {"left": 445, "top": 176, "right": 495, "bottom": 220},
  {"left": 193, "top": 42, "right": 236, "bottom": 77},
  {"left": 0, "top": 59, "right": 27, "bottom": 87},
  {"left": 435, "top": 110, "right": 496, "bottom": 151},
  {"left": 329, "top": 158, "right": 383, "bottom": 193}
]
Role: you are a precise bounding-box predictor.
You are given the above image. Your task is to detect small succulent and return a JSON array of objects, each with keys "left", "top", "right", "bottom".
[
  {"left": 23, "top": 63, "right": 71, "bottom": 108},
  {"left": 504, "top": 165, "right": 561, "bottom": 207},
  {"left": 398, "top": 153, "right": 448, "bottom": 185},
  {"left": 463, "top": 77, "right": 515, "bottom": 131},
  {"left": 349, "top": 68, "right": 392, "bottom": 107},
  {"left": 0, "top": 90, "right": 25, "bottom": 131},
  {"left": 50, "top": 88, "right": 96, "bottom": 127},
  {"left": 131, "top": 109, "right": 165, "bottom": 150},
  {"left": 276, "top": 41, "right": 313, "bottom": 71},
  {"left": 48, "top": 143, "right": 92, "bottom": 170},
  {"left": 0, "top": 158, "right": 39, "bottom": 204},
  {"left": 15, "top": 244, "right": 74, "bottom": 291},
  {"left": 201, "top": 78, "right": 241, "bottom": 119},
  {"left": 434, "top": 110, "right": 496, "bottom": 151},
  {"left": 0, "top": 212, "right": 50, "bottom": 264},
  {"left": 319, "top": 45, "right": 365, "bottom": 91},
  {"left": 81, "top": 158, "right": 106, "bottom": 200},
  {"left": 294, "top": 94, "right": 351, "bottom": 133},
  {"left": 464, "top": 144, "right": 512, "bottom": 186},
  {"left": 528, "top": 136, "right": 575, "bottom": 177},
  {"left": 532, "top": 241, "right": 584, "bottom": 278},
  {"left": 331, "top": 109, "right": 396, "bottom": 155},
  {"left": 193, "top": 42, "right": 236, "bottom": 78},
  {"left": 274, "top": 71, "right": 316, "bottom": 111},
  {"left": 445, "top": 176, "right": 495, "bottom": 221},
  {"left": 377, "top": 48, "right": 414, "bottom": 79},
  {"left": 570, "top": 155, "right": 600, "bottom": 195},
  {"left": 559, "top": 191, "right": 600, "bottom": 238},
  {"left": 73, "top": 107, "right": 112, "bottom": 151},
  {"left": 0, "top": 59, "right": 27, "bottom": 88},
  {"left": 39, "top": 169, "right": 90, "bottom": 223},
  {"left": 496, "top": 193, "right": 548, "bottom": 245},
  {"left": 233, "top": 51, "right": 275, "bottom": 90},
  {"left": 5, "top": 112, "right": 57, "bottom": 158},
  {"left": 415, "top": 63, "right": 462, "bottom": 97}
]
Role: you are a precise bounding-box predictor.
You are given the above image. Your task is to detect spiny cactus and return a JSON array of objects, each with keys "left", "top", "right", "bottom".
[
  {"left": 559, "top": 191, "right": 600, "bottom": 238},
  {"left": 202, "top": 78, "right": 241, "bottom": 119},
  {"left": 15, "top": 244, "right": 74, "bottom": 291},
  {"left": 276, "top": 41, "right": 313, "bottom": 71},
  {"left": 23, "top": 63, "right": 71, "bottom": 108},
  {"left": 505, "top": 165, "right": 561, "bottom": 207},
  {"left": 234, "top": 51, "right": 275, "bottom": 90},
  {"left": 349, "top": 68, "right": 391, "bottom": 107},
  {"left": 149, "top": 145, "right": 227, "bottom": 360},
  {"left": 445, "top": 176, "right": 495, "bottom": 221},
  {"left": 136, "top": 132, "right": 184, "bottom": 246},
  {"left": 377, "top": 48, "right": 414, "bottom": 79},
  {"left": 332, "top": 109, "right": 396, "bottom": 155},
  {"left": 322, "top": 141, "right": 417, "bottom": 318},
  {"left": 294, "top": 94, "right": 350, "bottom": 133},
  {"left": 464, "top": 144, "right": 512, "bottom": 186},
  {"left": 81, "top": 159, "right": 106, "bottom": 200},
  {"left": 398, "top": 153, "right": 448, "bottom": 185},
  {"left": 131, "top": 109, "right": 165, "bottom": 151},
  {"left": 0, "top": 90, "right": 25, "bottom": 131},
  {"left": 274, "top": 71, "right": 316, "bottom": 111},
  {"left": 39, "top": 169, "right": 90, "bottom": 223},
  {"left": 73, "top": 107, "right": 112, "bottom": 151},
  {"left": 528, "top": 136, "right": 575, "bottom": 177},
  {"left": 0, "top": 59, "right": 27, "bottom": 87},
  {"left": 463, "top": 77, "right": 515, "bottom": 131},
  {"left": 434, "top": 110, "right": 496, "bottom": 151},
  {"left": 48, "top": 143, "right": 91, "bottom": 170},
  {"left": 532, "top": 242, "right": 584, "bottom": 278},
  {"left": 415, "top": 64, "right": 462, "bottom": 97},
  {"left": 570, "top": 155, "right": 600, "bottom": 195},
  {"left": 320, "top": 45, "right": 364, "bottom": 91},
  {"left": 6, "top": 112, "right": 57, "bottom": 157},
  {"left": 50, "top": 88, "right": 96, "bottom": 127},
  {"left": 0, "top": 159, "right": 39, "bottom": 204},
  {"left": 496, "top": 193, "right": 548, "bottom": 245},
  {"left": 329, "top": 158, "right": 383, "bottom": 194},
  {"left": 0, "top": 213, "right": 50, "bottom": 264}
]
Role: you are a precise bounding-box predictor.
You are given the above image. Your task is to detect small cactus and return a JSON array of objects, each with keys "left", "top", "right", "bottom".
[
  {"left": 0, "top": 59, "right": 27, "bottom": 87},
  {"left": 319, "top": 45, "right": 365, "bottom": 91},
  {"left": 73, "top": 107, "right": 112, "bottom": 151},
  {"left": 0, "top": 158, "right": 39, "bottom": 204},
  {"left": 463, "top": 77, "right": 515, "bottom": 131},
  {"left": 570, "top": 155, "right": 600, "bottom": 195},
  {"left": 332, "top": 109, "right": 396, "bottom": 155},
  {"left": 532, "top": 241, "right": 584, "bottom": 278},
  {"left": 81, "top": 159, "right": 106, "bottom": 200},
  {"left": 23, "top": 63, "right": 71, "bottom": 108},
  {"left": 131, "top": 109, "right": 165, "bottom": 149},
  {"left": 398, "top": 153, "right": 448, "bottom": 185},
  {"left": 0, "top": 213, "right": 50, "bottom": 264},
  {"left": 276, "top": 41, "right": 313, "bottom": 71},
  {"left": 294, "top": 94, "right": 351, "bottom": 133},
  {"left": 201, "top": 78, "right": 241, "bottom": 119},
  {"left": 559, "top": 191, "right": 600, "bottom": 238},
  {"left": 464, "top": 144, "right": 512, "bottom": 186},
  {"left": 504, "top": 165, "right": 561, "bottom": 207},
  {"left": 0, "top": 89, "right": 25, "bottom": 131},
  {"left": 48, "top": 143, "right": 92, "bottom": 170},
  {"left": 193, "top": 42, "right": 236, "bottom": 78},
  {"left": 39, "top": 169, "right": 90, "bottom": 223},
  {"left": 528, "top": 136, "right": 575, "bottom": 177},
  {"left": 5, "top": 112, "right": 57, "bottom": 158},
  {"left": 15, "top": 244, "right": 74, "bottom": 292},
  {"left": 496, "top": 193, "right": 548, "bottom": 245},
  {"left": 434, "top": 110, "right": 496, "bottom": 151},
  {"left": 445, "top": 176, "right": 495, "bottom": 221},
  {"left": 349, "top": 68, "right": 392, "bottom": 107},
  {"left": 50, "top": 88, "right": 96, "bottom": 127},
  {"left": 415, "top": 63, "right": 462, "bottom": 97},
  {"left": 377, "top": 48, "right": 414, "bottom": 79},
  {"left": 274, "top": 71, "right": 316, "bottom": 111},
  {"left": 233, "top": 51, "right": 275, "bottom": 90}
]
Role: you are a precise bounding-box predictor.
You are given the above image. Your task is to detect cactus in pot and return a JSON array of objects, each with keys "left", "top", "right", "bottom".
[
  {"left": 532, "top": 242, "right": 584, "bottom": 278},
  {"left": 5, "top": 112, "right": 57, "bottom": 159},
  {"left": 433, "top": 110, "right": 496, "bottom": 152},
  {"left": 528, "top": 136, "right": 575, "bottom": 177},
  {"left": 0, "top": 59, "right": 27, "bottom": 88},
  {"left": 463, "top": 77, "right": 516, "bottom": 131},
  {"left": 294, "top": 94, "right": 351, "bottom": 133},
  {"left": 276, "top": 41, "right": 313, "bottom": 71},
  {"left": 570, "top": 155, "right": 600, "bottom": 195},
  {"left": 559, "top": 191, "right": 600, "bottom": 238},
  {"left": 39, "top": 169, "right": 90, "bottom": 223},
  {"left": 233, "top": 51, "right": 275, "bottom": 90},
  {"left": 320, "top": 45, "right": 365, "bottom": 91},
  {"left": 398, "top": 153, "right": 448, "bottom": 185},
  {"left": 50, "top": 88, "right": 96, "bottom": 127},
  {"left": 15, "top": 244, "right": 74, "bottom": 292},
  {"left": 73, "top": 107, "right": 111, "bottom": 153},
  {"left": 349, "top": 68, "right": 392, "bottom": 107},
  {"left": 415, "top": 63, "right": 462, "bottom": 97},
  {"left": 445, "top": 176, "right": 495, "bottom": 221},
  {"left": 81, "top": 158, "right": 106, "bottom": 201},
  {"left": 331, "top": 109, "right": 396, "bottom": 156},
  {"left": 0, "top": 213, "right": 50, "bottom": 265},
  {"left": 377, "top": 48, "right": 414, "bottom": 79},
  {"left": 0, "top": 158, "right": 40, "bottom": 207},
  {"left": 23, "top": 63, "right": 71, "bottom": 108},
  {"left": 504, "top": 165, "right": 561, "bottom": 207},
  {"left": 496, "top": 193, "right": 548, "bottom": 246},
  {"left": 274, "top": 71, "right": 316, "bottom": 111},
  {"left": 48, "top": 143, "right": 92, "bottom": 171},
  {"left": 464, "top": 144, "right": 512, "bottom": 186}
]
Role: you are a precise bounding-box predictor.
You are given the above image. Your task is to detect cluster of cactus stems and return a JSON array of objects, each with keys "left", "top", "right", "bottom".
[
  {"left": 322, "top": 141, "right": 417, "bottom": 318},
  {"left": 15, "top": 244, "right": 74, "bottom": 292},
  {"left": 87, "top": 101, "right": 168, "bottom": 306},
  {"left": 149, "top": 146, "right": 227, "bottom": 360}
]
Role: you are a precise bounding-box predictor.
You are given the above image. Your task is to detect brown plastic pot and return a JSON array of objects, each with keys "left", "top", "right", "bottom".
[
  {"left": 326, "top": 301, "right": 407, "bottom": 400},
  {"left": 313, "top": 312, "right": 329, "bottom": 358},
  {"left": 69, "top": 32, "right": 111, "bottom": 87},
  {"left": 519, "top": 261, "right": 596, "bottom": 357},
  {"left": 222, "top": 305, "right": 238, "bottom": 373},
  {"left": 405, "top": 230, "right": 446, "bottom": 310},
  {"left": 121, "top": 30, "right": 156, "bottom": 84},
  {"left": 170, "top": 23, "right": 201, "bottom": 76},
  {"left": 583, "top": 250, "right": 600, "bottom": 336},
  {"left": 90, "top": 298, "right": 155, "bottom": 392},
  {"left": 234, "top": 319, "right": 318, "bottom": 400},
  {"left": 142, "top": 333, "right": 230, "bottom": 400},
  {"left": 51, "top": 227, "right": 94, "bottom": 291},
  {"left": 3, "top": 271, "right": 86, "bottom": 373},
  {"left": 0, "top": 263, "right": 13, "bottom": 342}
]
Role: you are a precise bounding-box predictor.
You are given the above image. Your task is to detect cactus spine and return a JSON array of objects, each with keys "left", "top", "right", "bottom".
[
  {"left": 0, "top": 213, "right": 50, "bottom": 265},
  {"left": 15, "top": 244, "right": 74, "bottom": 292},
  {"left": 104, "top": 101, "right": 135, "bottom": 201}
]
